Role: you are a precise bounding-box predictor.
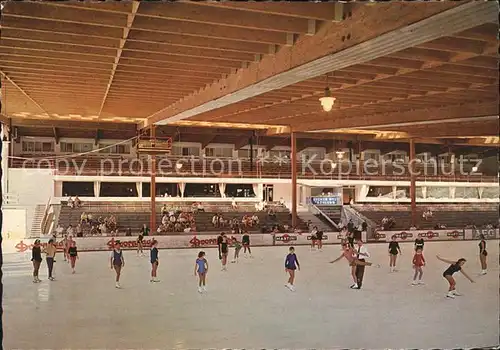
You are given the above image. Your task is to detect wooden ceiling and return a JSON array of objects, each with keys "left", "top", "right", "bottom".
[{"left": 0, "top": 1, "right": 498, "bottom": 143}]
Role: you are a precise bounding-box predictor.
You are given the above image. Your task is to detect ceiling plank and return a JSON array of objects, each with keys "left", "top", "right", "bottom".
[
  {"left": 10, "top": 118, "right": 138, "bottom": 131},
  {"left": 137, "top": 2, "right": 311, "bottom": 34},
  {"left": 183, "top": 1, "right": 339, "bottom": 21}
]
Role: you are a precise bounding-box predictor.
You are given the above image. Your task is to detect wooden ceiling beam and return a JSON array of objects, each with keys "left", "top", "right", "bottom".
[
  {"left": 11, "top": 118, "right": 138, "bottom": 131},
  {"left": 183, "top": 1, "right": 340, "bottom": 21},
  {"left": 299, "top": 102, "right": 499, "bottom": 132},
  {"left": 137, "top": 2, "right": 312, "bottom": 34},
  {"left": 418, "top": 36, "right": 489, "bottom": 54},
  {"left": 0, "top": 46, "right": 116, "bottom": 63},
  {"left": 2, "top": 2, "right": 129, "bottom": 27},
  {"left": 132, "top": 17, "right": 288, "bottom": 45}
]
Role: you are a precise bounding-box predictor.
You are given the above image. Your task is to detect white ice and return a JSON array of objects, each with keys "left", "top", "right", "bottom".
[{"left": 3, "top": 240, "right": 499, "bottom": 349}]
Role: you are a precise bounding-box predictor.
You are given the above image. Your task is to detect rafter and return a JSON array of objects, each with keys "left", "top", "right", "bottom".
[{"left": 98, "top": 1, "right": 140, "bottom": 119}]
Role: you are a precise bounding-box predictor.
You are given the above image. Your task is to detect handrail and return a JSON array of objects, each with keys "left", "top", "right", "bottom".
[
  {"left": 309, "top": 203, "right": 340, "bottom": 231},
  {"left": 40, "top": 196, "right": 52, "bottom": 235}
]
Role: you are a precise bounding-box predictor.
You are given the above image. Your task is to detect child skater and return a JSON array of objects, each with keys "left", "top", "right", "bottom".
[
  {"left": 62, "top": 235, "right": 69, "bottom": 262},
  {"left": 411, "top": 247, "right": 425, "bottom": 285},
  {"left": 285, "top": 246, "right": 300, "bottom": 291},
  {"left": 436, "top": 255, "right": 474, "bottom": 298},
  {"left": 110, "top": 240, "right": 125, "bottom": 288},
  {"left": 68, "top": 240, "right": 79, "bottom": 274},
  {"left": 31, "top": 239, "right": 43, "bottom": 283},
  {"left": 231, "top": 239, "right": 242, "bottom": 263},
  {"left": 242, "top": 231, "right": 252, "bottom": 258},
  {"left": 194, "top": 251, "right": 208, "bottom": 293},
  {"left": 330, "top": 243, "right": 379, "bottom": 289},
  {"left": 150, "top": 240, "right": 160, "bottom": 282},
  {"left": 414, "top": 236, "right": 424, "bottom": 251},
  {"left": 137, "top": 233, "right": 144, "bottom": 257},
  {"left": 388, "top": 235, "right": 402, "bottom": 272}
]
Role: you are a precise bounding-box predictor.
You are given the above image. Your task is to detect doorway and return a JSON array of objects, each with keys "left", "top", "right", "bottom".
[{"left": 263, "top": 184, "right": 274, "bottom": 202}]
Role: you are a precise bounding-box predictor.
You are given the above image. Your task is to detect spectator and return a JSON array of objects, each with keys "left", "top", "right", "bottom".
[
  {"left": 126, "top": 228, "right": 132, "bottom": 236},
  {"left": 80, "top": 212, "right": 88, "bottom": 224},
  {"left": 197, "top": 202, "right": 205, "bottom": 212},
  {"left": 169, "top": 215, "right": 177, "bottom": 224},
  {"left": 66, "top": 224, "right": 74, "bottom": 237},
  {"left": 76, "top": 224, "right": 83, "bottom": 237},
  {"left": 409, "top": 225, "right": 417, "bottom": 230},
  {"left": 55, "top": 224, "right": 64, "bottom": 237},
  {"left": 347, "top": 219, "right": 354, "bottom": 232},
  {"left": 267, "top": 208, "right": 276, "bottom": 219},
  {"left": 87, "top": 213, "right": 93, "bottom": 225},
  {"left": 161, "top": 204, "right": 168, "bottom": 216},
  {"left": 67, "top": 196, "right": 74, "bottom": 209},
  {"left": 74, "top": 195, "right": 82, "bottom": 208},
  {"left": 251, "top": 214, "right": 259, "bottom": 226},
  {"left": 212, "top": 214, "right": 219, "bottom": 228},
  {"left": 279, "top": 197, "right": 285, "bottom": 206},
  {"left": 141, "top": 224, "right": 150, "bottom": 236},
  {"left": 231, "top": 197, "right": 238, "bottom": 211},
  {"left": 191, "top": 202, "right": 199, "bottom": 213},
  {"left": 361, "top": 221, "right": 368, "bottom": 232},
  {"left": 162, "top": 214, "right": 168, "bottom": 226}
]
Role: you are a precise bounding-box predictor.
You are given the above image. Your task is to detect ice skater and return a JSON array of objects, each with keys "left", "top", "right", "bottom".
[
  {"left": 478, "top": 234, "right": 487, "bottom": 275},
  {"left": 137, "top": 233, "right": 144, "bottom": 257},
  {"left": 44, "top": 238, "right": 57, "bottom": 281},
  {"left": 330, "top": 243, "right": 378, "bottom": 289},
  {"left": 285, "top": 246, "right": 300, "bottom": 291},
  {"left": 436, "top": 255, "right": 474, "bottom": 298},
  {"left": 388, "top": 235, "right": 401, "bottom": 272},
  {"left": 242, "top": 231, "right": 252, "bottom": 258},
  {"left": 194, "top": 251, "right": 208, "bottom": 293},
  {"left": 231, "top": 239, "right": 242, "bottom": 263},
  {"left": 110, "top": 240, "right": 125, "bottom": 288},
  {"left": 150, "top": 239, "right": 160, "bottom": 282},
  {"left": 62, "top": 235, "right": 69, "bottom": 262},
  {"left": 68, "top": 240, "right": 79, "bottom": 274},
  {"left": 316, "top": 230, "right": 324, "bottom": 251},
  {"left": 411, "top": 247, "right": 425, "bottom": 285},
  {"left": 353, "top": 239, "right": 371, "bottom": 289},
  {"left": 31, "top": 239, "right": 43, "bottom": 283},
  {"left": 218, "top": 232, "right": 229, "bottom": 271}
]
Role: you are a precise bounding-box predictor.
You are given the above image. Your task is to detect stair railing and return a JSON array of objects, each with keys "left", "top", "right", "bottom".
[{"left": 40, "top": 196, "right": 52, "bottom": 236}]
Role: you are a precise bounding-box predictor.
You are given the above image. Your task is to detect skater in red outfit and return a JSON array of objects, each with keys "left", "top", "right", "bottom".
[
  {"left": 411, "top": 248, "right": 425, "bottom": 285},
  {"left": 437, "top": 255, "right": 474, "bottom": 298}
]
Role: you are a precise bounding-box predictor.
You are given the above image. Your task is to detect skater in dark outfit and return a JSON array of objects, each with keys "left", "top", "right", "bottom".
[
  {"left": 218, "top": 232, "right": 229, "bottom": 271},
  {"left": 110, "top": 241, "right": 125, "bottom": 288},
  {"left": 437, "top": 255, "right": 474, "bottom": 298},
  {"left": 242, "top": 231, "right": 252, "bottom": 258},
  {"left": 388, "top": 236, "right": 401, "bottom": 272},
  {"left": 478, "top": 234, "right": 487, "bottom": 275},
  {"left": 285, "top": 246, "right": 300, "bottom": 291},
  {"left": 68, "top": 240, "right": 79, "bottom": 274},
  {"left": 31, "top": 239, "right": 43, "bottom": 283}
]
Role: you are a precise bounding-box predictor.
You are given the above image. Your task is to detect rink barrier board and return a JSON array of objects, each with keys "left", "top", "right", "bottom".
[{"left": 4, "top": 229, "right": 498, "bottom": 254}]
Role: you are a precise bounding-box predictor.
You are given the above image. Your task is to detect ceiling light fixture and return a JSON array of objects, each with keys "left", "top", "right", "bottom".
[{"left": 319, "top": 74, "right": 336, "bottom": 112}]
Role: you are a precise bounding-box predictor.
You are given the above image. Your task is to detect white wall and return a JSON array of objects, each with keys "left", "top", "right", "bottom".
[{"left": 1, "top": 208, "right": 27, "bottom": 239}]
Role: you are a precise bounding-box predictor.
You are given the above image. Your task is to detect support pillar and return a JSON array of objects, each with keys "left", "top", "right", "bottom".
[
  {"left": 150, "top": 126, "right": 157, "bottom": 231},
  {"left": 291, "top": 132, "right": 297, "bottom": 228},
  {"left": 409, "top": 138, "right": 417, "bottom": 226}
]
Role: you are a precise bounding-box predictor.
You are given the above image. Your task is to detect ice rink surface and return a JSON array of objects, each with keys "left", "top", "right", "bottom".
[{"left": 3, "top": 240, "right": 499, "bottom": 349}]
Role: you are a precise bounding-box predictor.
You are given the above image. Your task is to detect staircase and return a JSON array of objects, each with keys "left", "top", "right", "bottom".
[
  {"left": 30, "top": 205, "right": 46, "bottom": 237},
  {"left": 297, "top": 211, "right": 333, "bottom": 232}
]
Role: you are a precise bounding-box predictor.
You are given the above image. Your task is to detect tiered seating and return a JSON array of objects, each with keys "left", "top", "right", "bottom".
[
  {"left": 314, "top": 205, "right": 342, "bottom": 224},
  {"left": 56, "top": 201, "right": 302, "bottom": 235},
  {"left": 354, "top": 204, "right": 499, "bottom": 230}
]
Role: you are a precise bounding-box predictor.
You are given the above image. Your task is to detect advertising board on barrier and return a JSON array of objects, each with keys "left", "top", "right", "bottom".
[
  {"left": 464, "top": 228, "right": 499, "bottom": 240},
  {"left": 377, "top": 230, "right": 465, "bottom": 242}
]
